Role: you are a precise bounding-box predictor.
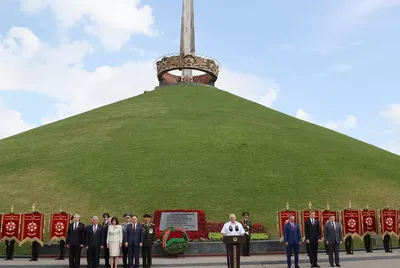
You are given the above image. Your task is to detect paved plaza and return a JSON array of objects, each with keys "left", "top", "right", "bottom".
[{"left": 0, "top": 250, "right": 399, "bottom": 267}]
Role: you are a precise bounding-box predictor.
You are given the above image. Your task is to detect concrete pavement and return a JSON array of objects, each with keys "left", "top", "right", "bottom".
[{"left": 0, "top": 250, "right": 399, "bottom": 267}]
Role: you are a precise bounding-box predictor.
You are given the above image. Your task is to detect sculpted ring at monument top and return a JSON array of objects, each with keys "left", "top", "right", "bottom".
[{"left": 155, "top": 53, "right": 220, "bottom": 86}]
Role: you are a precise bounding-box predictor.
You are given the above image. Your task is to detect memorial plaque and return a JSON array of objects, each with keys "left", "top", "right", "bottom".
[{"left": 159, "top": 212, "right": 198, "bottom": 231}]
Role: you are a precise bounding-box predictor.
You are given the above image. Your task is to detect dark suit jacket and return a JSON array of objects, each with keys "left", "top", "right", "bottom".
[
  {"left": 66, "top": 222, "right": 85, "bottom": 246},
  {"left": 124, "top": 223, "right": 143, "bottom": 247},
  {"left": 284, "top": 222, "right": 301, "bottom": 244},
  {"left": 85, "top": 225, "right": 105, "bottom": 247},
  {"left": 305, "top": 219, "right": 321, "bottom": 242},
  {"left": 324, "top": 221, "right": 343, "bottom": 244}
]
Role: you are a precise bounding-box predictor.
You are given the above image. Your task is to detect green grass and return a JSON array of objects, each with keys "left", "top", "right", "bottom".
[{"left": 1, "top": 84, "right": 400, "bottom": 240}]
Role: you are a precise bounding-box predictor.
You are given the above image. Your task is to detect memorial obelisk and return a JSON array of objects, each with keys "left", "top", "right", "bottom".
[
  {"left": 155, "top": 0, "right": 220, "bottom": 86},
  {"left": 180, "top": 0, "right": 195, "bottom": 82}
]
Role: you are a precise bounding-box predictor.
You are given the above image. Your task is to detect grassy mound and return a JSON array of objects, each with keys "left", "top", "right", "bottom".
[{"left": 1, "top": 84, "right": 400, "bottom": 238}]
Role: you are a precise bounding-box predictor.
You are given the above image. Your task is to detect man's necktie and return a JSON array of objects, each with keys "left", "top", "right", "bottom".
[
  {"left": 312, "top": 219, "right": 314, "bottom": 226},
  {"left": 133, "top": 224, "right": 136, "bottom": 231},
  {"left": 94, "top": 225, "right": 97, "bottom": 233},
  {"left": 291, "top": 223, "right": 294, "bottom": 230}
]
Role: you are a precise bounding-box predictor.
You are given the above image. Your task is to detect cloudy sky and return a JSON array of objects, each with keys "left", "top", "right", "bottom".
[{"left": 1, "top": 0, "right": 399, "bottom": 155}]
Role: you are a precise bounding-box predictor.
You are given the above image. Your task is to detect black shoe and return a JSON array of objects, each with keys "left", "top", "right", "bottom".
[
  {"left": 4, "top": 258, "right": 9, "bottom": 261},
  {"left": 336, "top": 264, "right": 341, "bottom": 267},
  {"left": 330, "top": 264, "right": 334, "bottom": 267},
  {"left": 295, "top": 265, "right": 300, "bottom": 268},
  {"left": 314, "top": 264, "right": 321, "bottom": 267}
]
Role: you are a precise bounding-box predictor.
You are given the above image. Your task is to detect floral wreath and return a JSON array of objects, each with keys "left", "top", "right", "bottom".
[{"left": 161, "top": 227, "right": 189, "bottom": 255}]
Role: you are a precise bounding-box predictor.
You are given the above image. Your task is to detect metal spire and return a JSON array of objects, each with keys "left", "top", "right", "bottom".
[{"left": 180, "top": 0, "right": 195, "bottom": 79}]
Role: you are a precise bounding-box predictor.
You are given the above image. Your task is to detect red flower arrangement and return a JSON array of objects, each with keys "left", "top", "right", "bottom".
[{"left": 153, "top": 209, "right": 208, "bottom": 240}]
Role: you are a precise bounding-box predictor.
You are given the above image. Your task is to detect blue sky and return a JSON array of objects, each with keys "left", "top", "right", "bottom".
[{"left": 0, "top": 0, "right": 400, "bottom": 154}]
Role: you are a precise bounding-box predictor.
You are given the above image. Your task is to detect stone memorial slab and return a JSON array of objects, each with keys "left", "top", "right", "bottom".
[{"left": 159, "top": 211, "right": 198, "bottom": 231}]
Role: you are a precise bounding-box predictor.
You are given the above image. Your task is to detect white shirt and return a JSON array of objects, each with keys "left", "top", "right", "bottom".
[{"left": 221, "top": 221, "right": 245, "bottom": 236}]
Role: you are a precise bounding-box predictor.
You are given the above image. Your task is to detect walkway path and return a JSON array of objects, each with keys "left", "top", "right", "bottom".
[{"left": 0, "top": 250, "right": 399, "bottom": 267}]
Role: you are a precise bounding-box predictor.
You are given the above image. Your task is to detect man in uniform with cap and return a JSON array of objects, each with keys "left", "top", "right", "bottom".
[
  {"left": 142, "top": 214, "right": 157, "bottom": 268},
  {"left": 4, "top": 240, "right": 15, "bottom": 261},
  {"left": 240, "top": 211, "right": 253, "bottom": 256},
  {"left": 122, "top": 213, "right": 132, "bottom": 268},
  {"left": 102, "top": 213, "right": 111, "bottom": 268}
]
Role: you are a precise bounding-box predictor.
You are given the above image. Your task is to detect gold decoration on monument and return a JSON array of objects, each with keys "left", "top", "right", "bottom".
[
  {"left": 10, "top": 205, "right": 14, "bottom": 213},
  {"left": 32, "top": 203, "right": 36, "bottom": 212},
  {"left": 156, "top": 55, "right": 219, "bottom": 81},
  {"left": 308, "top": 201, "right": 312, "bottom": 210},
  {"left": 285, "top": 202, "right": 289, "bottom": 210}
]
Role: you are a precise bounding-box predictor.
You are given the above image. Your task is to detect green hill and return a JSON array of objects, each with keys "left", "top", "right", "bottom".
[{"left": 1, "top": 84, "right": 400, "bottom": 237}]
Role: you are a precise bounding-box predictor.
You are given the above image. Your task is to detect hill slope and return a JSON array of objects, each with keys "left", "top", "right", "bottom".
[{"left": 1, "top": 84, "right": 400, "bottom": 236}]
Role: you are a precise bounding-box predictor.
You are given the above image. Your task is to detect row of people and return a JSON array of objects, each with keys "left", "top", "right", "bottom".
[
  {"left": 66, "top": 212, "right": 156, "bottom": 268},
  {"left": 284, "top": 211, "right": 393, "bottom": 268}
]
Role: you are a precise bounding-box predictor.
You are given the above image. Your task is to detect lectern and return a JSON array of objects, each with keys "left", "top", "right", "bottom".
[{"left": 222, "top": 235, "right": 246, "bottom": 268}]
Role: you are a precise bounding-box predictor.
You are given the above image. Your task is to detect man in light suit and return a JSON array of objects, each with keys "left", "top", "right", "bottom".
[
  {"left": 305, "top": 211, "right": 321, "bottom": 267},
  {"left": 324, "top": 215, "right": 342, "bottom": 267},
  {"left": 124, "top": 215, "right": 143, "bottom": 268},
  {"left": 284, "top": 215, "right": 301, "bottom": 268}
]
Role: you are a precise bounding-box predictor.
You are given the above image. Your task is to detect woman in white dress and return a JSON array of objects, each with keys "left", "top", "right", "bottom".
[{"left": 107, "top": 217, "right": 123, "bottom": 268}]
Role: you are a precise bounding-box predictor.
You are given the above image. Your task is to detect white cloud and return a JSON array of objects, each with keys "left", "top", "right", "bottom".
[
  {"left": 350, "top": 0, "right": 400, "bottom": 19},
  {"left": 324, "top": 115, "right": 358, "bottom": 131},
  {"left": 0, "top": 99, "right": 35, "bottom": 139},
  {"left": 387, "top": 140, "right": 400, "bottom": 155},
  {"left": 295, "top": 108, "right": 313, "bottom": 123},
  {"left": 333, "top": 64, "right": 352, "bottom": 73},
  {"left": 0, "top": 27, "right": 279, "bottom": 133},
  {"left": 217, "top": 69, "right": 279, "bottom": 108},
  {"left": 19, "top": 0, "right": 155, "bottom": 50},
  {"left": 379, "top": 104, "right": 400, "bottom": 125}
]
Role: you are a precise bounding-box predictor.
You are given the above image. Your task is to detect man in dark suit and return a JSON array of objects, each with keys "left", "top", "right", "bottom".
[
  {"left": 305, "top": 211, "right": 321, "bottom": 268},
  {"left": 122, "top": 213, "right": 132, "bottom": 268},
  {"left": 85, "top": 216, "right": 94, "bottom": 268},
  {"left": 324, "top": 215, "right": 343, "bottom": 267},
  {"left": 284, "top": 215, "right": 301, "bottom": 268},
  {"left": 4, "top": 240, "right": 15, "bottom": 260},
  {"left": 102, "top": 213, "right": 111, "bottom": 268},
  {"left": 124, "top": 215, "right": 143, "bottom": 268},
  {"left": 85, "top": 216, "right": 105, "bottom": 268},
  {"left": 66, "top": 214, "right": 85, "bottom": 268},
  {"left": 142, "top": 214, "right": 156, "bottom": 268}
]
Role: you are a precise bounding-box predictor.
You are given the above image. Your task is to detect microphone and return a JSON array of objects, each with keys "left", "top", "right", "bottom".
[
  {"left": 235, "top": 226, "right": 239, "bottom": 232},
  {"left": 229, "top": 226, "right": 233, "bottom": 232}
]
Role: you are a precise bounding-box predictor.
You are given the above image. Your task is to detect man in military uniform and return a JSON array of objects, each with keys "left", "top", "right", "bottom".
[
  {"left": 29, "top": 211, "right": 42, "bottom": 262},
  {"left": 102, "top": 213, "right": 111, "bottom": 268},
  {"left": 344, "top": 236, "right": 353, "bottom": 254},
  {"left": 363, "top": 234, "right": 373, "bottom": 252},
  {"left": 383, "top": 234, "right": 392, "bottom": 253},
  {"left": 4, "top": 240, "right": 15, "bottom": 260},
  {"left": 241, "top": 211, "right": 253, "bottom": 257},
  {"left": 55, "top": 213, "right": 72, "bottom": 260},
  {"left": 142, "top": 214, "right": 156, "bottom": 268},
  {"left": 122, "top": 213, "right": 132, "bottom": 268}
]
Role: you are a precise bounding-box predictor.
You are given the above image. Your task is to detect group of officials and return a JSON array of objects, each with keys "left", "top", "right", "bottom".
[
  {"left": 62, "top": 212, "right": 156, "bottom": 268},
  {"left": 284, "top": 212, "right": 343, "bottom": 268}
]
